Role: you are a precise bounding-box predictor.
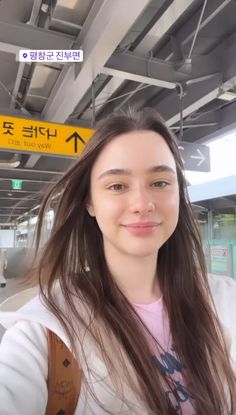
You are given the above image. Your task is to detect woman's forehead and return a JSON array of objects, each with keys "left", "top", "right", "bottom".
[{"left": 92, "top": 130, "right": 177, "bottom": 173}]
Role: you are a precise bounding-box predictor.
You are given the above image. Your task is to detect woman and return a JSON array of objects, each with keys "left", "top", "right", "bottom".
[{"left": 0, "top": 108, "right": 235, "bottom": 414}]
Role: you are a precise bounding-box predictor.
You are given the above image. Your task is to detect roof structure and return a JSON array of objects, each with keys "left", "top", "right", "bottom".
[{"left": 0, "top": 0, "right": 236, "bottom": 225}]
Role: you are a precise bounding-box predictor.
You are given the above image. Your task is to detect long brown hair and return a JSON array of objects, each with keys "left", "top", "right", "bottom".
[{"left": 32, "top": 108, "right": 236, "bottom": 414}]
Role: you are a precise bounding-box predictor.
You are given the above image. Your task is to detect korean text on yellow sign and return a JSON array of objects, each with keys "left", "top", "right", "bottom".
[{"left": 0, "top": 115, "right": 94, "bottom": 157}]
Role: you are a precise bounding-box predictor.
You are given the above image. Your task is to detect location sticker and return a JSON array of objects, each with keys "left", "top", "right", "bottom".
[
  {"left": 19, "top": 49, "right": 83, "bottom": 62},
  {"left": 19, "top": 50, "right": 31, "bottom": 62}
]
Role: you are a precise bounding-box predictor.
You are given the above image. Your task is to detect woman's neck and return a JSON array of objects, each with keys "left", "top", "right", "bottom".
[{"left": 104, "top": 245, "right": 161, "bottom": 304}]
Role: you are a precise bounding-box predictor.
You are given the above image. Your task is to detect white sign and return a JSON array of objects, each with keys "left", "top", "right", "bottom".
[{"left": 19, "top": 49, "right": 83, "bottom": 63}]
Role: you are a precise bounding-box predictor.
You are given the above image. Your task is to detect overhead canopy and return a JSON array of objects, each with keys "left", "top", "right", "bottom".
[{"left": 0, "top": 0, "right": 236, "bottom": 224}]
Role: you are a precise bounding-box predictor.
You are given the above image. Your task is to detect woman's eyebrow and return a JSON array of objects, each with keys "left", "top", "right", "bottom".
[
  {"left": 98, "top": 165, "right": 176, "bottom": 180},
  {"left": 98, "top": 168, "right": 132, "bottom": 179},
  {"left": 148, "top": 165, "right": 176, "bottom": 175}
]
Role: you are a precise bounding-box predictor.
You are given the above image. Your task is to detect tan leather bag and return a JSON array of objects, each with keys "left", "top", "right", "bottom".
[{"left": 45, "top": 330, "right": 82, "bottom": 415}]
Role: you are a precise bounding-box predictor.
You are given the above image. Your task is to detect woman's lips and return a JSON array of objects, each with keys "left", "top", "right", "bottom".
[{"left": 123, "top": 222, "right": 160, "bottom": 236}]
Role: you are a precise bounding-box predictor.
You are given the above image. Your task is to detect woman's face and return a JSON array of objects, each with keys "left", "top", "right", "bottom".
[{"left": 88, "top": 130, "right": 179, "bottom": 259}]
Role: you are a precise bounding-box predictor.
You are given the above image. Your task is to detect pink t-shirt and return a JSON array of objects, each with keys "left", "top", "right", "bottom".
[{"left": 133, "top": 297, "right": 196, "bottom": 415}]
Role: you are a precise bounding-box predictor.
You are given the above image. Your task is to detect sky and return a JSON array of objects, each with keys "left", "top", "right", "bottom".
[{"left": 185, "top": 131, "right": 236, "bottom": 185}]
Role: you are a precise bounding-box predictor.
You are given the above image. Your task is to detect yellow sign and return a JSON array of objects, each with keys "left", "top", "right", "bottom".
[{"left": 0, "top": 115, "right": 94, "bottom": 157}]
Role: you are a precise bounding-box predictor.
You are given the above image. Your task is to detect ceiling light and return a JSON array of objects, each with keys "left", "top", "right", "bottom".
[
  {"left": 218, "top": 90, "right": 236, "bottom": 101},
  {"left": 0, "top": 154, "right": 21, "bottom": 168},
  {"left": 56, "top": 0, "right": 78, "bottom": 8},
  {"left": 0, "top": 160, "right": 21, "bottom": 168}
]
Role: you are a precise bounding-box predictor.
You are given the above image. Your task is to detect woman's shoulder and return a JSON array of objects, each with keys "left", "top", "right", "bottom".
[
  {"left": 0, "top": 284, "right": 70, "bottom": 347},
  {"left": 0, "top": 286, "right": 40, "bottom": 313},
  {"left": 0, "top": 306, "right": 49, "bottom": 414},
  {"left": 0, "top": 283, "right": 91, "bottom": 349}
]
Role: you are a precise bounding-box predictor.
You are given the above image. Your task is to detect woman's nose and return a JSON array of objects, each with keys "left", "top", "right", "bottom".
[{"left": 129, "top": 189, "right": 155, "bottom": 215}]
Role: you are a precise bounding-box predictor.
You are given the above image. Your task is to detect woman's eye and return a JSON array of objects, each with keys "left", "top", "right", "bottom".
[
  {"left": 108, "top": 183, "right": 125, "bottom": 191},
  {"left": 152, "top": 181, "right": 169, "bottom": 188}
]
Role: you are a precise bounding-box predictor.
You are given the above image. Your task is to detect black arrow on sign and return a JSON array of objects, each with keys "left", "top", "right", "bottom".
[{"left": 65, "top": 132, "right": 85, "bottom": 153}]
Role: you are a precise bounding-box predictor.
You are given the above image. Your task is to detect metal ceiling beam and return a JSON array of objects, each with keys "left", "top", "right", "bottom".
[
  {"left": 0, "top": 167, "right": 63, "bottom": 175},
  {"left": 0, "top": 206, "right": 29, "bottom": 210},
  {"left": 102, "top": 54, "right": 176, "bottom": 89},
  {"left": 157, "top": 0, "right": 232, "bottom": 60},
  {"left": 0, "top": 189, "right": 39, "bottom": 194},
  {"left": 97, "top": 0, "right": 232, "bottom": 120},
  {"left": 27, "top": 0, "right": 43, "bottom": 25},
  {"left": 80, "top": 0, "right": 195, "bottom": 119},
  {"left": 171, "top": 111, "right": 219, "bottom": 141},
  {"left": 24, "top": 155, "right": 41, "bottom": 168},
  {"left": 158, "top": 75, "right": 224, "bottom": 127},
  {"left": 10, "top": 62, "right": 25, "bottom": 109},
  {"left": 66, "top": 73, "right": 114, "bottom": 122},
  {"left": 42, "top": 0, "right": 151, "bottom": 122},
  {"left": 135, "top": 0, "right": 195, "bottom": 55},
  {"left": 102, "top": 51, "right": 219, "bottom": 89},
  {"left": 0, "top": 21, "right": 73, "bottom": 55},
  {"left": 0, "top": 197, "right": 37, "bottom": 201},
  {"left": 0, "top": 178, "right": 54, "bottom": 184},
  {"left": 149, "top": 32, "right": 236, "bottom": 127},
  {"left": 171, "top": 122, "right": 218, "bottom": 132},
  {"left": 143, "top": 1, "right": 233, "bottom": 93},
  {"left": 49, "top": 18, "right": 82, "bottom": 32},
  {"left": 133, "top": 0, "right": 232, "bottom": 115},
  {"left": 0, "top": 214, "right": 21, "bottom": 217},
  {"left": 183, "top": 100, "right": 236, "bottom": 144}
]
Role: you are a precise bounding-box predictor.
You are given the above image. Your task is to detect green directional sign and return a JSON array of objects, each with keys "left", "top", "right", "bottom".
[{"left": 12, "top": 179, "right": 23, "bottom": 190}]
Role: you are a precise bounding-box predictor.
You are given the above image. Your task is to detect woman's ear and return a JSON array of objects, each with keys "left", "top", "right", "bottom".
[{"left": 86, "top": 203, "right": 95, "bottom": 217}]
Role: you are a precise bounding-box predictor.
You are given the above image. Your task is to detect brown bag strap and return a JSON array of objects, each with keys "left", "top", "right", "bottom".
[{"left": 45, "top": 330, "right": 82, "bottom": 415}]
